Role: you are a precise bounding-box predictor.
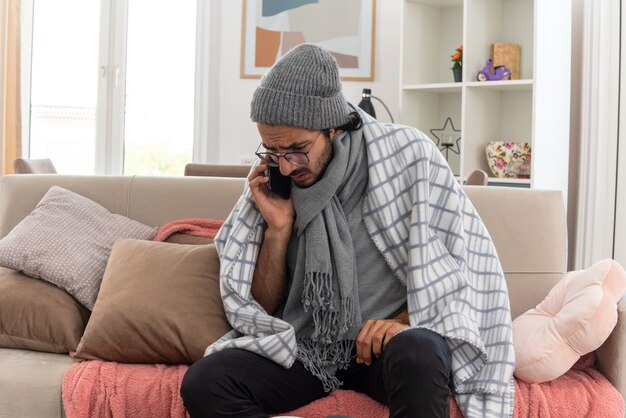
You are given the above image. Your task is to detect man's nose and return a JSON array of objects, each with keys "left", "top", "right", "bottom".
[{"left": 279, "top": 157, "right": 296, "bottom": 176}]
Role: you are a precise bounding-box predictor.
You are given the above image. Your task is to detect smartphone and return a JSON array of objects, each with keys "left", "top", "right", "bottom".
[{"left": 268, "top": 165, "right": 291, "bottom": 199}]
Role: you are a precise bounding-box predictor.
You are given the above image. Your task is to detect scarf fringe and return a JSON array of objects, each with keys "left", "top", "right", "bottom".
[
  {"left": 297, "top": 338, "right": 355, "bottom": 392},
  {"left": 302, "top": 272, "right": 333, "bottom": 309},
  {"left": 303, "top": 272, "right": 355, "bottom": 344}
]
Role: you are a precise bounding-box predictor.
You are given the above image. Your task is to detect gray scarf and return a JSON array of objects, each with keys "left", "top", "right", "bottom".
[{"left": 283, "top": 128, "right": 368, "bottom": 391}]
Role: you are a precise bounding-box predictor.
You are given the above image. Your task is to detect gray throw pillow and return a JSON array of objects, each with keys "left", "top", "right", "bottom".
[{"left": 0, "top": 186, "right": 157, "bottom": 309}]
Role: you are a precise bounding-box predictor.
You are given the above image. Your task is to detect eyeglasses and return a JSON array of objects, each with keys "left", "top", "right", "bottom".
[{"left": 255, "top": 131, "right": 322, "bottom": 168}]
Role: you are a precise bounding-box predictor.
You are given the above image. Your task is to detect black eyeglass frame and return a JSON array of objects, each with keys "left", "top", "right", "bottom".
[{"left": 254, "top": 131, "right": 323, "bottom": 168}]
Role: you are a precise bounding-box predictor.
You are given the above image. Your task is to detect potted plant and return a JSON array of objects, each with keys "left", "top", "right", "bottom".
[{"left": 451, "top": 44, "right": 463, "bottom": 82}]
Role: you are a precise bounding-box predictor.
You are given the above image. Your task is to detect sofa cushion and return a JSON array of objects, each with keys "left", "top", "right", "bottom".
[
  {"left": 0, "top": 186, "right": 157, "bottom": 310},
  {"left": 75, "top": 239, "right": 232, "bottom": 364},
  {"left": 0, "top": 266, "right": 90, "bottom": 353},
  {"left": 513, "top": 259, "right": 626, "bottom": 383},
  {"left": 0, "top": 348, "right": 74, "bottom": 417}
]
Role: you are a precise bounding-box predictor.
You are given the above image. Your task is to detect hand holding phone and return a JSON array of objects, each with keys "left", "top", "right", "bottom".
[{"left": 268, "top": 166, "right": 291, "bottom": 199}]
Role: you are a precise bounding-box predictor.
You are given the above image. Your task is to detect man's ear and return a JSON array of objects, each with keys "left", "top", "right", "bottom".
[{"left": 329, "top": 128, "right": 343, "bottom": 140}]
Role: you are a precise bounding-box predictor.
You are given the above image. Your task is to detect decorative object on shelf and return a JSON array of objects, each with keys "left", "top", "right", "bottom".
[
  {"left": 357, "top": 88, "right": 395, "bottom": 122},
  {"left": 491, "top": 43, "right": 521, "bottom": 80},
  {"left": 452, "top": 68, "right": 462, "bottom": 83},
  {"left": 477, "top": 58, "right": 511, "bottom": 81},
  {"left": 450, "top": 44, "right": 463, "bottom": 82},
  {"left": 430, "top": 117, "right": 461, "bottom": 175},
  {"left": 485, "top": 141, "right": 532, "bottom": 178}
]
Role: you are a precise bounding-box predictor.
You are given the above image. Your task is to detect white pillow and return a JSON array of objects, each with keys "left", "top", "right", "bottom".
[
  {"left": 0, "top": 186, "right": 156, "bottom": 309},
  {"left": 513, "top": 259, "right": 626, "bottom": 383}
]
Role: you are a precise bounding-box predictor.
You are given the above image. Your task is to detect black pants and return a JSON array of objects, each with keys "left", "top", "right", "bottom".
[{"left": 180, "top": 328, "right": 451, "bottom": 418}]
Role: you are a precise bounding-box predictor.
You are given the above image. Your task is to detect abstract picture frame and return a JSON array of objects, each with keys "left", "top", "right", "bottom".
[{"left": 240, "top": 0, "right": 376, "bottom": 81}]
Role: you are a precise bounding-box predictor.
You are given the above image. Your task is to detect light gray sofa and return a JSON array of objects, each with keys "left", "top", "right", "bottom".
[{"left": 0, "top": 174, "right": 623, "bottom": 417}]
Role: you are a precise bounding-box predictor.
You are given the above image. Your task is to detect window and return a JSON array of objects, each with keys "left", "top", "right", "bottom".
[
  {"left": 123, "top": 0, "right": 196, "bottom": 175},
  {"left": 24, "top": 0, "right": 206, "bottom": 175},
  {"left": 28, "top": 0, "right": 100, "bottom": 174}
]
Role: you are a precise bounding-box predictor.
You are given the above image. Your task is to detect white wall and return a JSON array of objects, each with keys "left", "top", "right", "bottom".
[{"left": 213, "top": 0, "right": 403, "bottom": 164}]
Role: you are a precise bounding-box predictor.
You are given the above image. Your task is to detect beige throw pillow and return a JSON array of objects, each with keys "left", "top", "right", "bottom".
[
  {"left": 0, "top": 186, "right": 157, "bottom": 309},
  {"left": 75, "top": 240, "right": 231, "bottom": 364},
  {"left": 0, "top": 266, "right": 90, "bottom": 353}
]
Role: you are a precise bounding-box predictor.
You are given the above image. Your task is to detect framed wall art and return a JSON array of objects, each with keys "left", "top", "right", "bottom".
[{"left": 240, "top": 0, "right": 376, "bottom": 81}]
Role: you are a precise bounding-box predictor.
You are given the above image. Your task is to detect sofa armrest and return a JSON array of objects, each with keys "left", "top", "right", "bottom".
[{"left": 596, "top": 295, "right": 626, "bottom": 403}]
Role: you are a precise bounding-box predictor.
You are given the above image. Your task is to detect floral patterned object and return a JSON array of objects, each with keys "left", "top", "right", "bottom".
[{"left": 485, "top": 141, "right": 532, "bottom": 178}]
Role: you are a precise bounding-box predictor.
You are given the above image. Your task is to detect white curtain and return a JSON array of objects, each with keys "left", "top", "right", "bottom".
[
  {"left": 573, "top": 0, "right": 621, "bottom": 268},
  {"left": 0, "top": 0, "right": 21, "bottom": 174},
  {"left": 614, "top": 1, "right": 626, "bottom": 265}
]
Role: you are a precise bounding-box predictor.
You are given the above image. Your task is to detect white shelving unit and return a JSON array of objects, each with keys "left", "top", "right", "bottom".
[{"left": 399, "top": 0, "right": 571, "bottom": 197}]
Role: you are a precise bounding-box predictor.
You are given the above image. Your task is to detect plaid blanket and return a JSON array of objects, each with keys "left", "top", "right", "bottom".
[{"left": 207, "top": 111, "right": 515, "bottom": 417}]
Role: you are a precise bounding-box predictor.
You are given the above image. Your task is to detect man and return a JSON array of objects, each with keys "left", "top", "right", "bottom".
[{"left": 181, "top": 44, "right": 515, "bottom": 418}]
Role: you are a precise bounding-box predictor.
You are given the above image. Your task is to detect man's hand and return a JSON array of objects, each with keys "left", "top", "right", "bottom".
[
  {"left": 248, "top": 163, "right": 294, "bottom": 231},
  {"left": 355, "top": 309, "right": 410, "bottom": 366},
  {"left": 248, "top": 163, "right": 294, "bottom": 315}
]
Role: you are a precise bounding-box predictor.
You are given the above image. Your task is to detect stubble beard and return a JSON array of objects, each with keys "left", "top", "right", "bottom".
[{"left": 292, "top": 137, "right": 333, "bottom": 188}]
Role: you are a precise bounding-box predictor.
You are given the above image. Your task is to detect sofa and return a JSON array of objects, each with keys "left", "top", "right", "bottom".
[{"left": 0, "top": 174, "right": 624, "bottom": 418}]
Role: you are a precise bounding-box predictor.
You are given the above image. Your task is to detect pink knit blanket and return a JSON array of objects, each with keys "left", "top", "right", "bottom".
[
  {"left": 286, "top": 368, "right": 624, "bottom": 418},
  {"left": 153, "top": 218, "right": 224, "bottom": 242},
  {"left": 62, "top": 356, "right": 624, "bottom": 418},
  {"left": 63, "top": 361, "right": 189, "bottom": 418}
]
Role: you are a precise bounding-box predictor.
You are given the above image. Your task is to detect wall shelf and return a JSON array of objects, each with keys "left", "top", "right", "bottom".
[
  {"left": 399, "top": 0, "right": 571, "bottom": 197},
  {"left": 465, "top": 80, "right": 533, "bottom": 91},
  {"left": 402, "top": 83, "right": 462, "bottom": 92},
  {"left": 487, "top": 178, "right": 531, "bottom": 185}
]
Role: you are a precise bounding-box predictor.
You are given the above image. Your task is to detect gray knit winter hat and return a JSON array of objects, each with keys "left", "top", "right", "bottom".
[{"left": 250, "top": 44, "right": 352, "bottom": 130}]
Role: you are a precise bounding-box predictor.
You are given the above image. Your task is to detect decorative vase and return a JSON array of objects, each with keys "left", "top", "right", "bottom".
[{"left": 452, "top": 67, "right": 462, "bottom": 82}]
